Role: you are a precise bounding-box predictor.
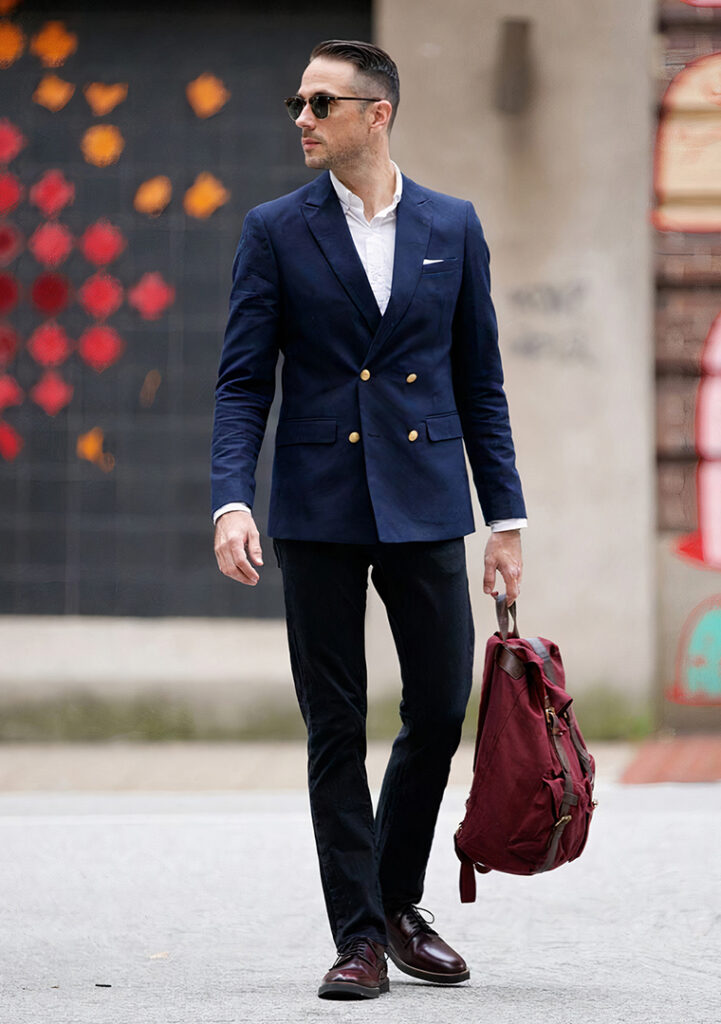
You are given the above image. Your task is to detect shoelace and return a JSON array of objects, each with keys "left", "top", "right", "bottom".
[
  {"left": 333, "top": 937, "right": 381, "bottom": 968},
  {"left": 403, "top": 905, "right": 438, "bottom": 939}
]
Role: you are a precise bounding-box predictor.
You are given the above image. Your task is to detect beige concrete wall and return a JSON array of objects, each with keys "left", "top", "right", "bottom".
[
  {"left": 374, "top": 0, "right": 657, "bottom": 702},
  {"left": 0, "top": 616, "right": 291, "bottom": 721}
]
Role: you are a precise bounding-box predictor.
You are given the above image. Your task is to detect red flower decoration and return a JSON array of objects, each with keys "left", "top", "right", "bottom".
[
  {"left": 31, "top": 272, "right": 71, "bottom": 314},
  {"left": 0, "top": 420, "right": 23, "bottom": 461},
  {"left": 0, "top": 119, "right": 26, "bottom": 164},
  {"left": 78, "top": 272, "right": 123, "bottom": 319},
  {"left": 27, "top": 322, "right": 72, "bottom": 367},
  {"left": 0, "top": 323, "right": 19, "bottom": 367},
  {"left": 29, "top": 169, "right": 75, "bottom": 217},
  {"left": 30, "top": 370, "right": 73, "bottom": 416},
  {"left": 28, "top": 222, "right": 73, "bottom": 267},
  {"left": 77, "top": 325, "right": 124, "bottom": 372},
  {"left": 0, "top": 223, "right": 23, "bottom": 266},
  {"left": 80, "top": 219, "right": 126, "bottom": 265},
  {"left": 0, "top": 273, "right": 20, "bottom": 314},
  {"left": 0, "top": 374, "right": 23, "bottom": 411},
  {"left": 0, "top": 172, "right": 23, "bottom": 215},
  {"left": 127, "top": 272, "right": 175, "bottom": 320}
]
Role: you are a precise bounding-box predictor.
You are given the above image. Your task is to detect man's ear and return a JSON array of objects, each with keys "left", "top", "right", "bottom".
[{"left": 369, "top": 99, "right": 393, "bottom": 133}]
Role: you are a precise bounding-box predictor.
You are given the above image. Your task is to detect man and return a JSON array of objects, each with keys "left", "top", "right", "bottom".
[{"left": 212, "top": 40, "right": 526, "bottom": 1000}]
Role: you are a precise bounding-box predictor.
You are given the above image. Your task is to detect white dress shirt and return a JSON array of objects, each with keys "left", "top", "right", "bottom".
[{"left": 214, "top": 161, "right": 527, "bottom": 533}]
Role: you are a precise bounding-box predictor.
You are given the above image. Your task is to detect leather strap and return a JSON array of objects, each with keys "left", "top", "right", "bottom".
[
  {"left": 530, "top": 637, "right": 595, "bottom": 784},
  {"left": 496, "top": 645, "right": 524, "bottom": 679},
  {"left": 459, "top": 853, "right": 477, "bottom": 903},
  {"left": 495, "top": 595, "right": 519, "bottom": 640},
  {"left": 528, "top": 636, "right": 556, "bottom": 683},
  {"left": 528, "top": 637, "right": 579, "bottom": 873},
  {"left": 566, "top": 714, "right": 594, "bottom": 783},
  {"left": 539, "top": 692, "right": 579, "bottom": 872}
]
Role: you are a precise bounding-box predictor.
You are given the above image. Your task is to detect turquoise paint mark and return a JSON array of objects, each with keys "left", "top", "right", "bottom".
[{"left": 684, "top": 607, "right": 721, "bottom": 697}]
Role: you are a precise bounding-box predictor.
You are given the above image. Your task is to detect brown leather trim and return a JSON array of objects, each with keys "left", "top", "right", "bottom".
[{"left": 496, "top": 646, "right": 525, "bottom": 679}]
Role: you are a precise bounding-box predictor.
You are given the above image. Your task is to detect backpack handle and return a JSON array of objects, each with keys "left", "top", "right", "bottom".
[{"left": 495, "top": 594, "right": 519, "bottom": 640}]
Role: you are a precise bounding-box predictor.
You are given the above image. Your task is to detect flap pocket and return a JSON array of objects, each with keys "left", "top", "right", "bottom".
[
  {"left": 276, "top": 417, "right": 337, "bottom": 446},
  {"left": 425, "top": 411, "right": 463, "bottom": 442}
]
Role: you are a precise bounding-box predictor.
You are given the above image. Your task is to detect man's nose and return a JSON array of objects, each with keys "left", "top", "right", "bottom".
[{"left": 295, "top": 100, "right": 315, "bottom": 127}]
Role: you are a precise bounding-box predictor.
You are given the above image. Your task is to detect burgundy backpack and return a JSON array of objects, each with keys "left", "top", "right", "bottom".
[{"left": 455, "top": 597, "right": 597, "bottom": 902}]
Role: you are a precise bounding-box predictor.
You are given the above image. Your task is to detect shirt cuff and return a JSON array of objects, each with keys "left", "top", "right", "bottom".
[
  {"left": 489, "top": 518, "right": 528, "bottom": 532},
  {"left": 213, "top": 502, "right": 252, "bottom": 524}
]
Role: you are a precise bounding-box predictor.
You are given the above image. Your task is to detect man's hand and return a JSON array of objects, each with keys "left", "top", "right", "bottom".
[
  {"left": 483, "top": 529, "right": 523, "bottom": 605},
  {"left": 214, "top": 510, "right": 264, "bottom": 586}
]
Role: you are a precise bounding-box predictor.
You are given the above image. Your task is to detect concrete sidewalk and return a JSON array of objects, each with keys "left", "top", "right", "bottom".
[
  {"left": 1, "top": 772, "right": 719, "bottom": 1024},
  {"left": 0, "top": 739, "right": 634, "bottom": 790}
]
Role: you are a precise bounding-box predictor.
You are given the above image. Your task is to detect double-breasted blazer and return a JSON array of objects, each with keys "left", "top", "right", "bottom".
[{"left": 211, "top": 171, "right": 526, "bottom": 544}]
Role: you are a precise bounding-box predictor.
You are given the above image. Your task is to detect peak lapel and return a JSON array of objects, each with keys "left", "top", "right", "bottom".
[
  {"left": 363, "top": 178, "right": 433, "bottom": 364},
  {"left": 302, "top": 173, "right": 382, "bottom": 335}
]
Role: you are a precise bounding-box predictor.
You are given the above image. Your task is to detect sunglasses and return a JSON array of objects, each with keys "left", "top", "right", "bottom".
[{"left": 284, "top": 93, "right": 381, "bottom": 121}]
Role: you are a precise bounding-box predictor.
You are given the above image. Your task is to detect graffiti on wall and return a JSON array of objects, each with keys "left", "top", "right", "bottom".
[
  {"left": 655, "top": 19, "right": 721, "bottom": 707},
  {"left": 506, "top": 278, "right": 594, "bottom": 365},
  {"left": 670, "top": 596, "right": 721, "bottom": 705}
]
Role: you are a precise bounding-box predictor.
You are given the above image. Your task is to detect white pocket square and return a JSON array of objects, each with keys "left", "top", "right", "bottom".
[{"left": 423, "top": 258, "right": 445, "bottom": 265}]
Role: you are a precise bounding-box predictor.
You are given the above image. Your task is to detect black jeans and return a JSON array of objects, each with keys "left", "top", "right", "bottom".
[{"left": 272, "top": 537, "right": 474, "bottom": 950}]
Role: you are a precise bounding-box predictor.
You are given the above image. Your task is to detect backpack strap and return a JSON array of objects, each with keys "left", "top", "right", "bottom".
[
  {"left": 495, "top": 594, "right": 519, "bottom": 640},
  {"left": 528, "top": 637, "right": 579, "bottom": 872},
  {"left": 455, "top": 835, "right": 492, "bottom": 903},
  {"left": 528, "top": 636, "right": 556, "bottom": 683},
  {"left": 529, "top": 637, "right": 595, "bottom": 784}
]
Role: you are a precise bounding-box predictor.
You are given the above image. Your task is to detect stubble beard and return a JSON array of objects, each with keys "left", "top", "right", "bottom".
[{"left": 302, "top": 136, "right": 366, "bottom": 175}]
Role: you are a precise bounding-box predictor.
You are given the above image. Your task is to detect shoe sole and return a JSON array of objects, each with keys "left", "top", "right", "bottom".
[
  {"left": 318, "top": 979, "right": 390, "bottom": 1000},
  {"left": 387, "top": 948, "right": 470, "bottom": 985}
]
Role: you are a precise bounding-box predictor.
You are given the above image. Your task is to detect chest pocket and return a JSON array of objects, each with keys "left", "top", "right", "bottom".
[{"left": 421, "top": 257, "right": 458, "bottom": 276}]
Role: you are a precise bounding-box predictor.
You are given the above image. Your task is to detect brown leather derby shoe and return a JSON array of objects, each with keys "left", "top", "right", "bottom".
[
  {"left": 317, "top": 938, "right": 390, "bottom": 1000},
  {"left": 385, "top": 905, "right": 470, "bottom": 984}
]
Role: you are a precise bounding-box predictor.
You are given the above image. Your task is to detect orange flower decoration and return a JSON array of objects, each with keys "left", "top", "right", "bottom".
[
  {"left": 81, "top": 124, "right": 124, "bottom": 166},
  {"left": 33, "top": 74, "right": 75, "bottom": 112},
  {"left": 186, "top": 73, "right": 230, "bottom": 118},
  {"left": 77, "top": 426, "right": 115, "bottom": 472},
  {"left": 183, "top": 172, "right": 229, "bottom": 219},
  {"left": 0, "top": 19, "right": 24, "bottom": 68},
  {"left": 134, "top": 175, "right": 172, "bottom": 216},
  {"left": 84, "top": 82, "right": 128, "bottom": 116},
  {"left": 30, "top": 20, "right": 78, "bottom": 68}
]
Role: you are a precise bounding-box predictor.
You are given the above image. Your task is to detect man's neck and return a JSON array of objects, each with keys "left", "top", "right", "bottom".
[{"left": 332, "top": 155, "right": 397, "bottom": 222}]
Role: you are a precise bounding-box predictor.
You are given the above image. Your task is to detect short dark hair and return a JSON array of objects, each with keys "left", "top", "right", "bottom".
[{"left": 309, "top": 39, "right": 400, "bottom": 130}]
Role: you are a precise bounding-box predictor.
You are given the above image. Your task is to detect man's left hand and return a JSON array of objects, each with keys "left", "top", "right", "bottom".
[{"left": 483, "top": 529, "right": 523, "bottom": 605}]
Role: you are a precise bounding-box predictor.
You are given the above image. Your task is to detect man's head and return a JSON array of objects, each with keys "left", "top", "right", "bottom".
[{"left": 288, "top": 40, "right": 399, "bottom": 173}]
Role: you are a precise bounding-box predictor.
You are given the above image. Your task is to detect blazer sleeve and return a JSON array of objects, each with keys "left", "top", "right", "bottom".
[
  {"left": 211, "top": 207, "right": 281, "bottom": 514},
  {"left": 451, "top": 202, "right": 527, "bottom": 523}
]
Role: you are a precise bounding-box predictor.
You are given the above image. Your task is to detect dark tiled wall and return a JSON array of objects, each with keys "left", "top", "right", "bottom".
[{"left": 0, "top": 0, "right": 371, "bottom": 617}]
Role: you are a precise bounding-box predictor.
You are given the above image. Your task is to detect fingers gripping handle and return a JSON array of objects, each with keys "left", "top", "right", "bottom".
[{"left": 495, "top": 594, "right": 519, "bottom": 640}]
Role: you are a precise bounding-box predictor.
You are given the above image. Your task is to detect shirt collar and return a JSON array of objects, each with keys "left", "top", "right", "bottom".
[{"left": 330, "top": 161, "right": 403, "bottom": 220}]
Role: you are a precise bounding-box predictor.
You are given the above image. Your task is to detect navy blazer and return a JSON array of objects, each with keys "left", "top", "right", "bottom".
[{"left": 211, "top": 171, "right": 526, "bottom": 544}]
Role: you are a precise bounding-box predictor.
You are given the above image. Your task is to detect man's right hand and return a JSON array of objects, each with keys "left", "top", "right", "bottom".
[{"left": 214, "top": 510, "right": 264, "bottom": 586}]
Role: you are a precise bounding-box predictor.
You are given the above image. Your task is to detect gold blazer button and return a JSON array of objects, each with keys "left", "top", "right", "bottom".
[
  {"left": 348, "top": 431, "right": 361, "bottom": 443},
  {"left": 360, "top": 369, "right": 371, "bottom": 381},
  {"left": 408, "top": 429, "right": 419, "bottom": 442},
  {"left": 406, "top": 373, "right": 417, "bottom": 383}
]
